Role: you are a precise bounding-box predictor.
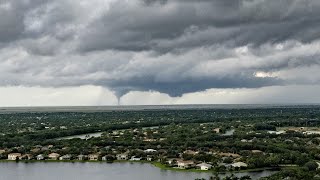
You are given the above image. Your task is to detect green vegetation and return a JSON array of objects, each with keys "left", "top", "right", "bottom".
[{"left": 1, "top": 105, "right": 320, "bottom": 179}]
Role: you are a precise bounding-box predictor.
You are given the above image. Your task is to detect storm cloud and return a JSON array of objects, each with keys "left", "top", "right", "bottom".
[{"left": 0, "top": 0, "right": 320, "bottom": 100}]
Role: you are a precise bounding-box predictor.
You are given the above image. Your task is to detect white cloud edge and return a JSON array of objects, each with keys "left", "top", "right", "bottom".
[{"left": 0, "top": 85, "right": 319, "bottom": 107}]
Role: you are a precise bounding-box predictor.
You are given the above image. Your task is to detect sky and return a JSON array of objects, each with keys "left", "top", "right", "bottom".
[{"left": 0, "top": 0, "right": 320, "bottom": 106}]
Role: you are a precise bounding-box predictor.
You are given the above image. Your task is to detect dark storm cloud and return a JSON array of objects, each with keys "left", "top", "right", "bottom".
[
  {"left": 77, "top": 0, "right": 320, "bottom": 53},
  {"left": 0, "top": 0, "right": 320, "bottom": 97}
]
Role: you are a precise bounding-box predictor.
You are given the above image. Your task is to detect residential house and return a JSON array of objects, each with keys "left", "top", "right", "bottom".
[
  {"left": 88, "top": 154, "right": 99, "bottom": 161},
  {"left": 213, "top": 128, "right": 221, "bottom": 133},
  {"left": 130, "top": 156, "right": 142, "bottom": 161},
  {"left": 8, "top": 153, "right": 22, "bottom": 160},
  {"left": 0, "top": 149, "right": 5, "bottom": 154},
  {"left": 196, "top": 163, "right": 213, "bottom": 170},
  {"left": 77, "top": 155, "right": 88, "bottom": 161},
  {"left": 167, "top": 158, "right": 180, "bottom": 166},
  {"left": 116, "top": 153, "right": 129, "bottom": 160},
  {"left": 31, "top": 148, "right": 41, "bottom": 153},
  {"left": 219, "top": 153, "right": 241, "bottom": 158},
  {"left": 146, "top": 155, "right": 153, "bottom": 161},
  {"left": 19, "top": 154, "right": 33, "bottom": 160},
  {"left": 102, "top": 155, "right": 108, "bottom": 161},
  {"left": 48, "top": 153, "right": 60, "bottom": 160},
  {"left": 251, "top": 150, "right": 263, "bottom": 154},
  {"left": 102, "top": 155, "right": 114, "bottom": 161},
  {"left": 144, "top": 149, "right": 157, "bottom": 153},
  {"left": 59, "top": 154, "right": 72, "bottom": 160},
  {"left": 183, "top": 150, "right": 198, "bottom": 155},
  {"left": 231, "top": 162, "right": 248, "bottom": 168},
  {"left": 316, "top": 162, "right": 320, "bottom": 169},
  {"left": 177, "top": 160, "right": 195, "bottom": 169},
  {"left": 37, "top": 154, "right": 45, "bottom": 160}
]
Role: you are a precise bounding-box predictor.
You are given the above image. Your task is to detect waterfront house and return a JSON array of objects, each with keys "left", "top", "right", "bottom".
[
  {"left": 167, "top": 158, "right": 180, "bottom": 166},
  {"left": 19, "top": 154, "right": 33, "bottom": 160},
  {"left": 88, "top": 154, "right": 99, "bottom": 161},
  {"left": 130, "top": 156, "right": 142, "bottom": 161},
  {"left": 231, "top": 162, "right": 248, "bottom": 168},
  {"left": 48, "top": 153, "right": 60, "bottom": 160},
  {"left": 0, "top": 149, "right": 5, "bottom": 154},
  {"left": 102, "top": 155, "right": 114, "bottom": 161},
  {"left": 196, "top": 163, "right": 213, "bottom": 170},
  {"left": 77, "top": 155, "right": 88, "bottom": 161},
  {"left": 146, "top": 155, "right": 153, "bottom": 161},
  {"left": 59, "top": 154, "right": 72, "bottom": 160},
  {"left": 116, "top": 153, "right": 129, "bottom": 160},
  {"left": 177, "top": 160, "right": 195, "bottom": 169},
  {"left": 102, "top": 155, "right": 108, "bottom": 161},
  {"left": 8, "top": 153, "right": 21, "bottom": 160},
  {"left": 37, "top": 154, "right": 45, "bottom": 160}
]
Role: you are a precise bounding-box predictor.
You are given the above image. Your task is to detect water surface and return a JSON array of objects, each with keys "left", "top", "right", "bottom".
[{"left": 0, "top": 162, "right": 276, "bottom": 180}]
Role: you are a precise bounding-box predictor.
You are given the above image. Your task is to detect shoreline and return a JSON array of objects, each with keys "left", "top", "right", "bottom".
[{"left": 0, "top": 159, "right": 281, "bottom": 174}]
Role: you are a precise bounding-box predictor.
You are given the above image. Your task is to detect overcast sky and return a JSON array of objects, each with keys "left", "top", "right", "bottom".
[{"left": 0, "top": 0, "right": 320, "bottom": 106}]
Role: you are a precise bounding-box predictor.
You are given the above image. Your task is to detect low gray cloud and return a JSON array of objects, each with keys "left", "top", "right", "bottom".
[{"left": 0, "top": 0, "right": 320, "bottom": 98}]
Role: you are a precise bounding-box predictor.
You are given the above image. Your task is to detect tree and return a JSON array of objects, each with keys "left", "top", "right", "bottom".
[{"left": 304, "top": 161, "right": 318, "bottom": 171}]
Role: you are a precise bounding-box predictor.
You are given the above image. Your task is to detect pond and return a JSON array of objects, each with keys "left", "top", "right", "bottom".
[
  {"left": 56, "top": 132, "right": 103, "bottom": 140},
  {"left": 0, "top": 162, "right": 277, "bottom": 180}
]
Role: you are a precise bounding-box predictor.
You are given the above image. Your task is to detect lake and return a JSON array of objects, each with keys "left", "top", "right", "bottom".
[
  {"left": 56, "top": 132, "right": 103, "bottom": 140},
  {"left": 0, "top": 162, "right": 276, "bottom": 180}
]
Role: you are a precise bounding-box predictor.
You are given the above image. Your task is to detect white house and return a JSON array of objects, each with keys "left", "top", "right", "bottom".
[
  {"left": 196, "top": 163, "right": 212, "bottom": 170},
  {"left": 8, "top": 153, "right": 21, "bottom": 160},
  {"left": 231, "top": 162, "right": 248, "bottom": 168},
  {"left": 37, "top": 154, "right": 45, "bottom": 160},
  {"left": 130, "top": 156, "right": 142, "bottom": 161},
  {"left": 144, "top": 149, "right": 157, "bottom": 153},
  {"left": 59, "top": 154, "right": 72, "bottom": 160}
]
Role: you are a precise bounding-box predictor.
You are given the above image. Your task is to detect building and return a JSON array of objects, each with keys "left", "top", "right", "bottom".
[
  {"left": 0, "top": 149, "right": 6, "bottom": 154},
  {"left": 59, "top": 154, "right": 72, "bottom": 160},
  {"left": 88, "top": 154, "right": 99, "bottom": 161},
  {"left": 130, "top": 156, "right": 142, "bottom": 161},
  {"left": 196, "top": 163, "right": 213, "bottom": 170},
  {"left": 102, "top": 155, "right": 114, "bottom": 161},
  {"left": 37, "top": 154, "right": 45, "bottom": 160},
  {"left": 77, "top": 155, "right": 88, "bottom": 161},
  {"left": 8, "top": 153, "right": 22, "bottom": 160},
  {"left": 144, "top": 149, "right": 157, "bottom": 153},
  {"left": 183, "top": 150, "right": 198, "bottom": 155},
  {"left": 177, "top": 160, "right": 195, "bottom": 169},
  {"left": 251, "top": 150, "right": 263, "bottom": 154},
  {"left": 167, "top": 158, "right": 181, "bottom": 166},
  {"left": 19, "top": 154, "right": 33, "bottom": 160},
  {"left": 102, "top": 156, "right": 108, "bottom": 161},
  {"left": 213, "top": 128, "right": 221, "bottom": 133},
  {"left": 116, "top": 153, "right": 129, "bottom": 160},
  {"left": 231, "top": 162, "right": 248, "bottom": 168},
  {"left": 219, "top": 153, "right": 241, "bottom": 158},
  {"left": 146, "top": 155, "right": 153, "bottom": 161},
  {"left": 48, "top": 153, "right": 60, "bottom": 160}
]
